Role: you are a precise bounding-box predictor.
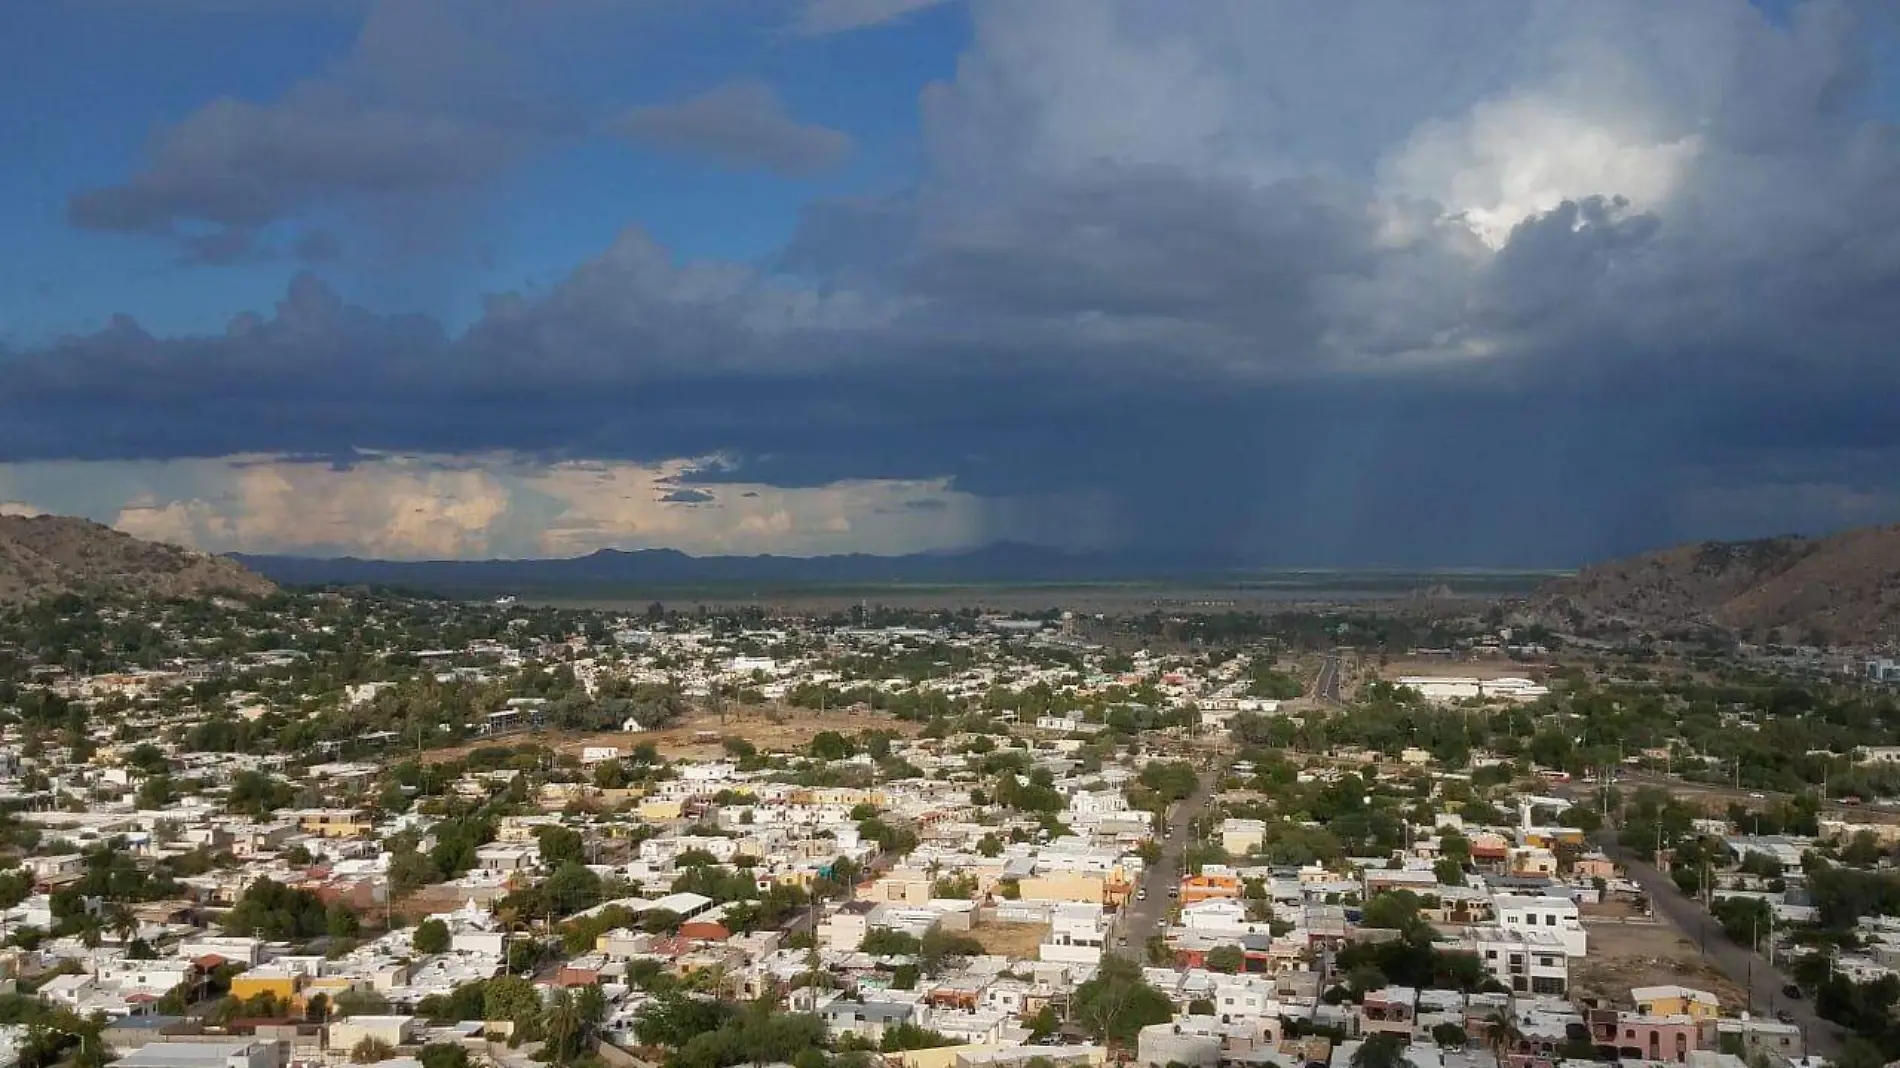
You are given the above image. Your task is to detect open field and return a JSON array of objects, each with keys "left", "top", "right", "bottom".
[
  {"left": 421, "top": 706, "right": 921, "bottom": 764},
  {"left": 968, "top": 921, "right": 1049, "bottom": 958},
  {"left": 1573, "top": 917, "right": 1747, "bottom": 1009},
  {"left": 530, "top": 572, "right": 1557, "bottom": 615}
]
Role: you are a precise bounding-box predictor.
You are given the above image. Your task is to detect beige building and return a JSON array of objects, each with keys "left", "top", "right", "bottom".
[
  {"left": 1017, "top": 871, "right": 1109, "bottom": 905},
  {"left": 327, "top": 1015, "right": 422, "bottom": 1051}
]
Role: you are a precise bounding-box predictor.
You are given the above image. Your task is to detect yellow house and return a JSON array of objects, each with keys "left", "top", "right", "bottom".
[
  {"left": 639, "top": 799, "right": 684, "bottom": 820},
  {"left": 230, "top": 969, "right": 300, "bottom": 1005},
  {"left": 768, "top": 868, "right": 820, "bottom": 890},
  {"left": 1632, "top": 985, "right": 1721, "bottom": 1020},
  {"left": 286, "top": 809, "right": 373, "bottom": 838},
  {"left": 796, "top": 787, "right": 887, "bottom": 808},
  {"left": 1521, "top": 827, "right": 1588, "bottom": 849},
  {"left": 1508, "top": 847, "right": 1558, "bottom": 876}
]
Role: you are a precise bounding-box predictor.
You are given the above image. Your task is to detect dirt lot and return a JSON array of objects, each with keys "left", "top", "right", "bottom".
[
  {"left": 967, "top": 921, "right": 1049, "bottom": 959},
  {"left": 422, "top": 705, "right": 921, "bottom": 764},
  {"left": 1573, "top": 918, "right": 1748, "bottom": 1009}
]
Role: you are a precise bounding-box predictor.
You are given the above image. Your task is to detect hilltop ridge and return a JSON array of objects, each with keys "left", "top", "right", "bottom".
[
  {"left": 0, "top": 514, "right": 276, "bottom": 605},
  {"left": 1523, "top": 524, "right": 1900, "bottom": 644}
]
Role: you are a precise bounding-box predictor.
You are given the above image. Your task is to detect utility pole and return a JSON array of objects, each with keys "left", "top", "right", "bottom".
[{"left": 1747, "top": 913, "right": 1756, "bottom": 1012}]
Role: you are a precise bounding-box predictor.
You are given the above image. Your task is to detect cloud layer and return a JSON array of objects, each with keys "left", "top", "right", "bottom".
[
  {"left": 0, "top": 454, "right": 994, "bottom": 560},
  {"left": 15, "top": 0, "right": 1900, "bottom": 562},
  {"left": 612, "top": 81, "right": 853, "bottom": 176}
]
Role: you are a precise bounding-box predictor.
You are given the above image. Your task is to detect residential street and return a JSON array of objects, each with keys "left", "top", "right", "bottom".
[
  {"left": 1114, "top": 760, "right": 1223, "bottom": 959},
  {"left": 1598, "top": 831, "right": 1846, "bottom": 1059}
]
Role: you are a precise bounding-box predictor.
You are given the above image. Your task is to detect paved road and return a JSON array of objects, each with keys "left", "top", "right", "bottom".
[
  {"left": 1115, "top": 764, "right": 1223, "bottom": 959},
  {"left": 1598, "top": 830, "right": 1845, "bottom": 1058},
  {"left": 1314, "top": 653, "right": 1344, "bottom": 705}
]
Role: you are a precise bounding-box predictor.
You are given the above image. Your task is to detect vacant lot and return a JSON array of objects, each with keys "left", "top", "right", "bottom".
[
  {"left": 968, "top": 921, "right": 1049, "bottom": 959},
  {"left": 1573, "top": 918, "right": 1747, "bottom": 1009},
  {"left": 423, "top": 705, "right": 921, "bottom": 764}
]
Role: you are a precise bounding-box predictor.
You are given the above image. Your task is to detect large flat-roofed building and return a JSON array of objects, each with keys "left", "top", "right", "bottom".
[
  {"left": 114, "top": 1040, "right": 283, "bottom": 1068},
  {"left": 1397, "top": 676, "right": 1550, "bottom": 702}
]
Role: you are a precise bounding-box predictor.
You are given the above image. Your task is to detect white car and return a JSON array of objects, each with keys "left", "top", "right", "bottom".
[{"left": 1137, "top": 888, "right": 1148, "bottom": 901}]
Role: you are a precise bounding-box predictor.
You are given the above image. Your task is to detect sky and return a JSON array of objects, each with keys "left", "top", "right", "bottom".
[{"left": 5, "top": 0, "right": 1900, "bottom": 565}]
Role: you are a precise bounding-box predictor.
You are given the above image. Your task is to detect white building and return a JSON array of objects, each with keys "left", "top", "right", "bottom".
[
  {"left": 1492, "top": 893, "right": 1586, "bottom": 957},
  {"left": 1068, "top": 790, "right": 1130, "bottom": 819},
  {"left": 1040, "top": 901, "right": 1107, "bottom": 965},
  {"left": 1397, "top": 676, "right": 1550, "bottom": 703},
  {"left": 1462, "top": 925, "right": 1569, "bottom": 996}
]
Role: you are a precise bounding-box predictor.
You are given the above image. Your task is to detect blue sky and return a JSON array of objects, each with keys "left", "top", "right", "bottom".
[
  {"left": 5, "top": 0, "right": 1900, "bottom": 564},
  {"left": 0, "top": 0, "right": 961, "bottom": 339}
]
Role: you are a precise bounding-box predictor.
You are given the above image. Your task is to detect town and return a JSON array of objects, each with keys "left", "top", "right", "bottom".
[{"left": 0, "top": 588, "right": 1898, "bottom": 1068}]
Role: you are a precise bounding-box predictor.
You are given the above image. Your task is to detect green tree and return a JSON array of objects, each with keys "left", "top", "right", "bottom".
[
  {"left": 325, "top": 902, "right": 361, "bottom": 940},
  {"left": 1071, "top": 955, "right": 1173, "bottom": 1047},
  {"left": 535, "top": 826, "right": 587, "bottom": 867},
  {"left": 223, "top": 878, "right": 327, "bottom": 940},
  {"left": 333, "top": 989, "right": 390, "bottom": 1017},
  {"left": 1204, "top": 945, "right": 1244, "bottom": 973},
  {"left": 413, "top": 918, "right": 451, "bottom": 955},
  {"left": 539, "top": 862, "right": 604, "bottom": 918},
  {"left": 1352, "top": 1033, "right": 1410, "bottom": 1068},
  {"left": 418, "top": 1045, "right": 470, "bottom": 1068},
  {"left": 388, "top": 850, "right": 440, "bottom": 897},
  {"left": 860, "top": 929, "right": 921, "bottom": 956},
  {"left": 484, "top": 975, "right": 544, "bottom": 1040}
]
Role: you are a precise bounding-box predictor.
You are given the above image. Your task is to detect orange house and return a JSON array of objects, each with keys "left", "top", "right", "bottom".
[{"left": 1179, "top": 873, "right": 1241, "bottom": 904}]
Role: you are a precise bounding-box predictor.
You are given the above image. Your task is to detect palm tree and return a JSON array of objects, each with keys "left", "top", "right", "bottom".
[
  {"left": 1485, "top": 1011, "right": 1524, "bottom": 1061},
  {"left": 542, "top": 986, "right": 605, "bottom": 1063},
  {"left": 574, "top": 985, "right": 607, "bottom": 1052},
  {"left": 109, "top": 907, "right": 137, "bottom": 946}
]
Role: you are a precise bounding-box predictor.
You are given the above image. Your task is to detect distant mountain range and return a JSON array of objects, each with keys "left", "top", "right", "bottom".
[
  {"left": 1520, "top": 523, "right": 1900, "bottom": 644},
  {"left": 231, "top": 542, "right": 1251, "bottom": 592},
  {"left": 0, "top": 515, "right": 276, "bottom": 605}
]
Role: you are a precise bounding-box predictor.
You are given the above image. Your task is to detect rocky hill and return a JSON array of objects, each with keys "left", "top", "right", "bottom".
[
  {"left": 0, "top": 514, "right": 276, "bottom": 606},
  {"left": 1523, "top": 524, "right": 1900, "bottom": 644}
]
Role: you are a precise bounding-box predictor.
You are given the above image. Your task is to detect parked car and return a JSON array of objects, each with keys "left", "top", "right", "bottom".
[
  {"left": 1783, "top": 984, "right": 1803, "bottom": 1000},
  {"left": 1137, "top": 888, "right": 1148, "bottom": 901}
]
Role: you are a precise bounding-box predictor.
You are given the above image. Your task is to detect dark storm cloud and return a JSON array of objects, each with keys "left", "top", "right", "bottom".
[
  {"left": 660, "top": 488, "right": 715, "bottom": 504},
  {"left": 68, "top": 0, "right": 574, "bottom": 248},
  {"left": 20, "top": 0, "right": 1900, "bottom": 562},
  {"left": 610, "top": 81, "right": 852, "bottom": 177}
]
